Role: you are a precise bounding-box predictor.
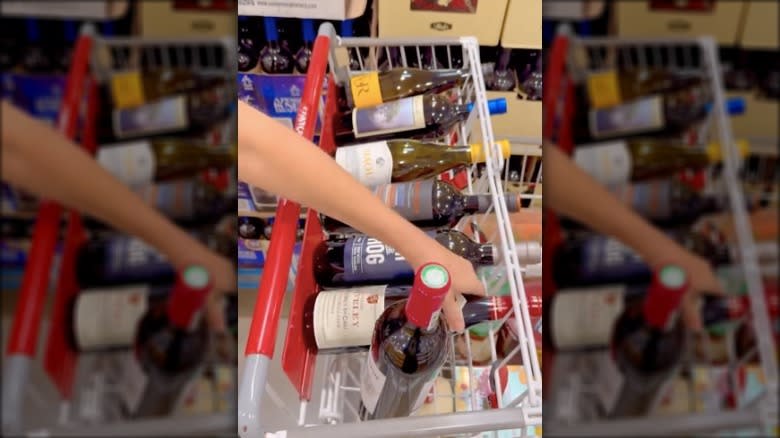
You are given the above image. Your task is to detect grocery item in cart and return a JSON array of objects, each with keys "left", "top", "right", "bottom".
[
  {"left": 108, "top": 69, "right": 213, "bottom": 110},
  {"left": 314, "top": 229, "right": 496, "bottom": 287},
  {"left": 306, "top": 284, "right": 512, "bottom": 353},
  {"left": 585, "top": 68, "right": 704, "bottom": 110},
  {"left": 572, "top": 139, "right": 749, "bottom": 186},
  {"left": 133, "top": 179, "right": 233, "bottom": 224},
  {"left": 342, "top": 67, "right": 467, "bottom": 109},
  {"left": 333, "top": 93, "right": 507, "bottom": 143},
  {"left": 334, "top": 139, "right": 511, "bottom": 186},
  {"left": 321, "top": 179, "right": 522, "bottom": 232},
  {"left": 358, "top": 263, "right": 451, "bottom": 420}
]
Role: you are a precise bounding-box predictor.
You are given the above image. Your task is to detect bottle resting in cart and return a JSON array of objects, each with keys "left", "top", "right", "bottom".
[
  {"left": 133, "top": 179, "right": 233, "bottom": 224},
  {"left": 341, "top": 67, "right": 468, "bottom": 109},
  {"left": 305, "top": 284, "right": 513, "bottom": 354},
  {"left": 359, "top": 263, "right": 452, "bottom": 420}
]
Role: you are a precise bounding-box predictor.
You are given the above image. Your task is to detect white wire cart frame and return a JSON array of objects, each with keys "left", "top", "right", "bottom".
[
  {"left": 239, "top": 23, "right": 542, "bottom": 438},
  {"left": 543, "top": 33, "right": 778, "bottom": 437},
  {"left": 1, "top": 24, "right": 236, "bottom": 437}
]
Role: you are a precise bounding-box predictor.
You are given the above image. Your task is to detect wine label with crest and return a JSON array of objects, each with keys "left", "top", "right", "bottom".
[
  {"left": 343, "top": 235, "right": 414, "bottom": 283},
  {"left": 102, "top": 235, "right": 173, "bottom": 284},
  {"left": 97, "top": 141, "right": 156, "bottom": 187},
  {"left": 587, "top": 71, "right": 622, "bottom": 109},
  {"left": 579, "top": 235, "right": 650, "bottom": 284},
  {"left": 573, "top": 140, "right": 633, "bottom": 186},
  {"left": 135, "top": 181, "right": 195, "bottom": 220},
  {"left": 551, "top": 286, "right": 626, "bottom": 349},
  {"left": 313, "top": 285, "right": 387, "bottom": 349},
  {"left": 609, "top": 181, "right": 673, "bottom": 220},
  {"left": 352, "top": 95, "right": 426, "bottom": 138},
  {"left": 361, "top": 343, "right": 387, "bottom": 415},
  {"left": 335, "top": 141, "right": 394, "bottom": 187},
  {"left": 110, "top": 71, "right": 146, "bottom": 109},
  {"left": 373, "top": 180, "right": 435, "bottom": 221},
  {"left": 74, "top": 286, "right": 149, "bottom": 350},
  {"left": 112, "top": 95, "right": 188, "bottom": 139},
  {"left": 589, "top": 95, "right": 665, "bottom": 139},
  {"left": 350, "top": 71, "right": 383, "bottom": 108}
]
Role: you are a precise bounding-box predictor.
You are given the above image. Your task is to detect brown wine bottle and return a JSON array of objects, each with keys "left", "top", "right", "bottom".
[{"left": 344, "top": 67, "right": 468, "bottom": 108}]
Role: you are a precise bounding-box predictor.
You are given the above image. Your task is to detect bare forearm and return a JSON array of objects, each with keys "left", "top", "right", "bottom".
[
  {"left": 237, "top": 100, "right": 436, "bottom": 267},
  {"left": 544, "top": 144, "right": 684, "bottom": 267}
]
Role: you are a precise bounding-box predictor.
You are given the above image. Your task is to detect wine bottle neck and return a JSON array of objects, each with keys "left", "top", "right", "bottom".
[{"left": 470, "top": 193, "right": 522, "bottom": 213}]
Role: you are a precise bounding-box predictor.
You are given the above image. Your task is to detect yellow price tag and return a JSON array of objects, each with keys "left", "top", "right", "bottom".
[
  {"left": 587, "top": 71, "right": 621, "bottom": 109},
  {"left": 350, "top": 72, "right": 383, "bottom": 108},
  {"left": 110, "top": 71, "right": 146, "bottom": 109}
]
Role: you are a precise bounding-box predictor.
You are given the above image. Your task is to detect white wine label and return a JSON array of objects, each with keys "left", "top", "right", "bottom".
[
  {"left": 313, "top": 286, "right": 387, "bottom": 349},
  {"left": 335, "top": 141, "right": 394, "bottom": 187},
  {"left": 112, "top": 95, "right": 188, "bottom": 139},
  {"left": 590, "top": 350, "right": 624, "bottom": 414},
  {"left": 411, "top": 378, "right": 437, "bottom": 414},
  {"left": 114, "top": 350, "right": 149, "bottom": 413},
  {"left": 360, "top": 345, "right": 387, "bottom": 415},
  {"left": 96, "top": 141, "right": 156, "bottom": 187},
  {"left": 551, "top": 286, "right": 626, "bottom": 349},
  {"left": 74, "top": 286, "right": 149, "bottom": 350},
  {"left": 588, "top": 95, "right": 664, "bottom": 139},
  {"left": 573, "top": 141, "right": 633, "bottom": 186},
  {"left": 352, "top": 95, "right": 426, "bottom": 138}
]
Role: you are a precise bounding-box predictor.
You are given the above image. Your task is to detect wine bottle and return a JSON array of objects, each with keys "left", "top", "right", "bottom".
[
  {"left": 572, "top": 139, "right": 749, "bottom": 186},
  {"left": 55, "top": 20, "right": 78, "bottom": 74},
  {"left": 340, "top": 19, "right": 362, "bottom": 71},
  {"left": 133, "top": 265, "right": 213, "bottom": 417},
  {"left": 238, "top": 16, "right": 260, "bottom": 73},
  {"left": 259, "top": 17, "right": 294, "bottom": 74},
  {"left": 585, "top": 69, "right": 705, "bottom": 109},
  {"left": 607, "top": 178, "right": 724, "bottom": 225},
  {"left": 359, "top": 263, "right": 451, "bottom": 420},
  {"left": 577, "top": 83, "right": 712, "bottom": 141},
  {"left": 607, "top": 265, "right": 690, "bottom": 418},
  {"left": 294, "top": 19, "right": 315, "bottom": 74},
  {"left": 96, "top": 139, "right": 235, "bottom": 187},
  {"left": 490, "top": 48, "right": 516, "bottom": 92},
  {"left": 320, "top": 179, "right": 522, "bottom": 232},
  {"left": 343, "top": 67, "right": 468, "bottom": 109},
  {"left": 334, "top": 138, "right": 511, "bottom": 187},
  {"left": 22, "top": 19, "right": 51, "bottom": 74},
  {"left": 313, "top": 229, "right": 496, "bottom": 288},
  {"left": 99, "top": 81, "right": 232, "bottom": 142},
  {"left": 108, "top": 69, "right": 211, "bottom": 110},
  {"left": 333, "top": 93, "right": 507, "bottom": 144},
  {"left": 133, "top": 179, "right": 232, "bottom": 224},
  {"left": 75, "top": 232, "right": 234, "bottom": 288},
  {"left": 378, "top": 47, "right": 403, "bottom": 72},
  {"left": 552, "top": 229, "right": 731, "bottom": 288},
  {"left": 304, "top": 284, "right": 512, "bottom": 354}
]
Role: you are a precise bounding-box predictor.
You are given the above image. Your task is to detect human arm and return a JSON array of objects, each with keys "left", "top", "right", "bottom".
[
  {"left": 0, "top": 99, "right": 234, "bottom": 330},
  {"left": 237, "top": 100, "right": 485, "bottom": 330},
  {"left": 543, "top": 143, "right": 724, "bottom": 329}
]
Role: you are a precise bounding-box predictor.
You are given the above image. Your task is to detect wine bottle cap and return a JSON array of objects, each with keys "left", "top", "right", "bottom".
[
  {"left": 706, "top": 139, "right": 749, "bottom": 162},
  {"left": 643, "top": 265, "right": 689, "bottom": 330},
  {"left": 704, "top": 97, "right": 746, "bottom": 116},
  {"left": 515, "top": 241, "right": 542, "bottom": 265},
  {"left": 469, "top": 139, "right": 511, "bottom": 163},
  {"left": 167, "top": 265, "right": 213, "bottom": 331},
  {"left": 406, "top": 263, "right": 451, "bottom": 330},
  {"left": 466, "top": 98, "right": 508, "bottom": 115}
]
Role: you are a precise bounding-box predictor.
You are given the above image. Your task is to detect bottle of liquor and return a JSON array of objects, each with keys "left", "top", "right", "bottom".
[
  {"left": 238, "top": 16, "right": 259, "bottom": 73},
  {"left": 552, "top": 229, "right": 731, "bottom": 288},
  {"left": 607, "top": 178, "right": 725, "bottom": 225},
  {"left": 259, "top": 17, "right": 294, "bottom": 74},
  {"left": 75, "top": 232, "right": 234, "bottom": 288},
  {"left": 334, "top": 138, "right": 511, "bottom": 186},
  {"left": 359, "top": 263, "right": 451, "bottom": 420},
  {"left": 607, "top": 265, "right": 690, "bottom": 418},
  {"left": 342, "top": 67, "right": 468, "bottom": 109},
  {"left": 133, "top": 265, "right": 213, "bottom": 417},
  {"left": 133, "top": 179, "right": 232, "bottom": 224},
  {"left": 572, "top": 139, "right": 749, "bottom": 186},
  {"left": 55, "top": 20, "right": 78, "bottom": 74},
  {"left": 108, "top": 69, "right": 211, "bottom": 110},
  {"left": 321, "top": 179, "right": 522, "bottom": 232},
  {"left": 238, "top": 216, "right": 267, "bottom": 240},
  {"left": 305, "top": 285, "right": 512, "bottom": 354},
  {"left": 99, "top": 80, "right": 232, "bottom": 142},
  {"left": 576, "top": 82, "right": 712, "bottom": 142},
  {"left": 294, "top": 19, "right": 315, "bottom": 74},
  {"left": 96, "top": 139, "right": 235, "bottom": 187},
  {"left": 314, "top": 229, "right": 496, "bottom": 288},
  {"left": 333, "top": 93, "right": 507, "bottom": 144},
  {"left": 490, "top": 48, "right": 516, "bottom": 92},
  {"left": 585, "top": 69, "right": 704, "bottom": 109},
  {"left": 21, "top": 19, "right": 51, "bottom": 74}
]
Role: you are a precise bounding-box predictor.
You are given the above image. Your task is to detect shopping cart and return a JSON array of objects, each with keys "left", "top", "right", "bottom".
[
  {"left": 239, "top": 22, "right": 542, "bottom": 438},
  {"left": 1, "top": 24, "right": 236, "bottom": 436},
  {"left": 541, "top": 29, "right": 779, "bottom": 436}
]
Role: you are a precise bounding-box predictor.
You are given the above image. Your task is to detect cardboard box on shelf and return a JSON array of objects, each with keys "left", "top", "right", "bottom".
[
  {"left": 238, "top": 0, "right": 367, "bottom": 20},
  {"left": 139, "top": 1, "right": 234, "bottom": 37},
  {"left": 501, "top": 0, "right": 542, "bottom": 49},
  {"left": 726, "top": 91, "right": 779, "bottom": 141},
  {"left": 378, "top": 0, "right": 510, "bottom": 46},
  {"left": 472, "top": 91, "right": 541, "bottom": 141},
  {"left": 1, "top": 0, "right": 129, "bottom": 19},
  {"left": 615, "top": 1, "right": 746, "bottom": 45},
  {"left": 740, "top": 1, "right": 780, "bottom": 49}
]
